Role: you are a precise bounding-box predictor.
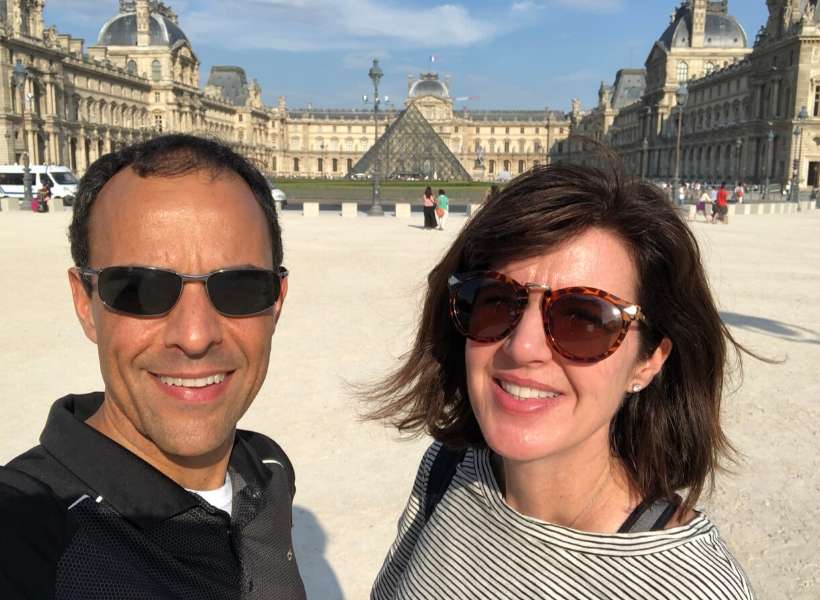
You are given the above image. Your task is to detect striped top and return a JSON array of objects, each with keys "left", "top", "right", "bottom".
[{"left": 371, "top": 442, "right": 755, "bottom": 600}]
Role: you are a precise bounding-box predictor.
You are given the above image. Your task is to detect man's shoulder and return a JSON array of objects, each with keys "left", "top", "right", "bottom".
[{"left": 0, "top": 466, "right": 78, "bottom": 599}]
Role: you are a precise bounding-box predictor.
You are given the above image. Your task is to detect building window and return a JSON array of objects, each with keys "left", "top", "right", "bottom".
[
  {"left": 520, "top": 127, "right": 525, "bottom": 134},
  {"left": 505, "top": 127, "right": 510, "bottom": 134},
  {"left": 127, "top": 60, "right": 137, "bottom": 75},
  {"left": 317, "top": 158, "right": 323, "bottom": 172},
  {"left": 676, "top": 61, "right": 689, "bottom": 83},
  {"left": 238, "top": 114, "right": 243, "bottom": 122},
  {"left": 489, "top": 160, "right": 495, "bottom": 174},
  {"left": 154, "top": 92, "right": 160, "bottom": 103},
  {"left": 272, "top": 157, "right": 277, "bottom": 171},
  {"left": 814, "top": 86, "right": 820, "bottom": 117},
  {"left": 151, "top": 60, "right": 161, "bottom": 82},
  {"left": 504, "top": 140, "right": 510, "bottom": 153},
  {"left": 293, "top": 157, "right": 300, "bottom": 172},
  {"left": 518, "top": 160, "right": 525, "bottom": 173},
  {"left": 154, "top": 114, "right": 163, "bottom": 132},
  {"left": 346, "top": 158, "right": 353, "bottom": 172},
  {"left": 704, "top": 62, "right": 716, "bottom": 76},
  {"left": 332, "top": 158, "right": 338, "bottom": 172}
]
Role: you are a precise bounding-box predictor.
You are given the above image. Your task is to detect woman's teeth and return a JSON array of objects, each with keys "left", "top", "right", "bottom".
[{"left": 499, "top": 380, "right": 559, "bottom": 400}]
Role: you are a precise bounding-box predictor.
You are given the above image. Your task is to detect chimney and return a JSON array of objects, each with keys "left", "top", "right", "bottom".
[
  {"left": 691, "top": 0, "right": 706, "bottom": 48},
  {"left": 136, "top": 0, "right": 151, "bottom": 47}
]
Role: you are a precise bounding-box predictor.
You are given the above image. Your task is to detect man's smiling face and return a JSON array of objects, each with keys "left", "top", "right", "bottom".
[{"left": 69, "top": 167, "right": 286, "bottom": 463}]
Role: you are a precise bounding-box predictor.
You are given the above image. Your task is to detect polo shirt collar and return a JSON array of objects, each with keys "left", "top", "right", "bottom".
[{"left": 39, "top": 393, "right": 263, "bottom": 530}]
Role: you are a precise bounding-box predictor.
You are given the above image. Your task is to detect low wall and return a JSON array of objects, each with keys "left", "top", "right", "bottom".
[{"left": 685, "top": 200, "right": 817, "bottom": 219}]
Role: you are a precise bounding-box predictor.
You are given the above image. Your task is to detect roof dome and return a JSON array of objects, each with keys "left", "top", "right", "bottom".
[
  {"left": 659, "top": 3, "right": 747, "bottom": 50},
  {"left": 97, "top": 7, "right": 189, "bottom": 47},
  {"left": 409, "top": 74, "right": 450, "bottom": 99}
]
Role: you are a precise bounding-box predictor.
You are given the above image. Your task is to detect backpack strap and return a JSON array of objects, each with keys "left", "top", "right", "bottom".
[
  {"left": 617, "top": 494, "right": 681, "bottom": 533},
  {"left": 423, "top": 445, "right": 467, "bottom": 522}
]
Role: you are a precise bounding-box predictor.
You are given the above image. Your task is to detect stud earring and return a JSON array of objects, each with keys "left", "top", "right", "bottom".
[{"left": 631, "top": 384, "right": 642, "bottom": 393}]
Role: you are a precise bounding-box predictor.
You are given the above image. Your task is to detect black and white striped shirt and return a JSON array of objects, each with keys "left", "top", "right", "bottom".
[{"left": 372, "top": 442, "right": 755, "bottom": 599}]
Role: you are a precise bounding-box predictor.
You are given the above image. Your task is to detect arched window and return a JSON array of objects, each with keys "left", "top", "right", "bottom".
[
  {"left": 151, "top": 60, "right": 162, "bottom": 82},
  {"left": 676, "top": 61, "right": 689, "bottom": 83},
  {"left": 704, "top": 62, "right": 716, "bottom": 76},
  {"left": 127, "top": 60, "right": 137, "bottom": 75}
]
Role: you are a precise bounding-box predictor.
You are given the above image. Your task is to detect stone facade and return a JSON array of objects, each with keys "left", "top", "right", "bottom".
[
  {"left": 564, "top": 0, "right": 820, "bottom": 192},
  {"left": 0, "top": 0, "right": 571, "bottom": 180}
]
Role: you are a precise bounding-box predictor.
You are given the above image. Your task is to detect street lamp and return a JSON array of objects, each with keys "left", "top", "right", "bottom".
[
  {"left": 672, "top": 83, "right": 688, "bottom": 205},
  {"left": 641, "top": 138, "right": 649, "bottom": 180},
  {"left": 764, "top": 126, "right": 774, "bottom": 200},
  {"left": 791, "top": 105, "right": 809, "bottom": 203},
  {"left": 367, "top": 58, "right": 384, "bottom": 216},
  {"left": 12, "top": 61, "right": 34, "bottom": 207},
  {"left": 735, "top": 137, "right": 743, "bottom": 182}
]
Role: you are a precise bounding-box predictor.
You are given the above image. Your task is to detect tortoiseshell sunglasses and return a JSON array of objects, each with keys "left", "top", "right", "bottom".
[{"left": 447, "top": 271, "right": 649, "bottom": 363}]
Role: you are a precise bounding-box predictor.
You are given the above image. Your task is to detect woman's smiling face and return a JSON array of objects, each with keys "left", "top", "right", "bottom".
[{"left": 465, "top": 227, "right": 651, "bottom": 465}]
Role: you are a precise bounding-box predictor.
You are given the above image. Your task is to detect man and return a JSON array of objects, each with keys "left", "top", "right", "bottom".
[{"left": 0, "top": 134, "right": 306, "bottom": 599}]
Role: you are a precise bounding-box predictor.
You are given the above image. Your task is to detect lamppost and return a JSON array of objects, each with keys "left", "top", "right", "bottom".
[
  {"left": 641, "top": 138, "right": 649, "bottom": 180},
  {"left": 791, "top": 105, "right": 809, "bottom": 203},
  {"left": 764, "top": 126, "right": 774, "bottom": 200},
  {"left": 367, "top": 58, "right": 384, "bottom": 216},
  {"left": 12, "top": 61, "right": 34, "bottom": 206},
  {"left": 735, "top": 137, "right": 743, "bottom": 182},
  {"left": 672, "top": 83, "right": 688, "bottom": 205}
]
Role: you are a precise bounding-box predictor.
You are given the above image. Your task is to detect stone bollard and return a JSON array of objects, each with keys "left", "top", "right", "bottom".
[
  {"left": 468, "top": 203, "right": 482, "bottom": 217},
  {"left": 394, "top": 203, "right": 411, "bottom": 218},
  {"left": 0, "top": 197, "right": 19, "bottom": 212},
  {"left": 51, "top": 197, "right": 65, "bottom": 212},
  {"left": 303, "top": 202, "right": 319, "bottom": 217},
  {"left": 341, "top": 202, "right": 357, "bottom": 218}
]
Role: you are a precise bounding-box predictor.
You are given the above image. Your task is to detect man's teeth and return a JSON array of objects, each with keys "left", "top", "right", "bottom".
[
  {"left": 500, "top": 381, "right": 559, "bottom": 400},
  {"left": 158, "top": 373, "right": 227, "bottom": 388}
]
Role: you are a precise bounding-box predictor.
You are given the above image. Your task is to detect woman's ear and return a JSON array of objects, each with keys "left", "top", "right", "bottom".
[{"left": 630, "top": 338, "right": 673, "bottom": 390}]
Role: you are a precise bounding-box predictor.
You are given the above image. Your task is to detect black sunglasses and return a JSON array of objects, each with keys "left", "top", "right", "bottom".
[{"left": 76, "top": 265, "right": 288, "bottom": 317}]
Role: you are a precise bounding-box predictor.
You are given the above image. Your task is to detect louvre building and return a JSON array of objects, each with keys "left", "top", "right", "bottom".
[
  {"left": 0, "top": 0, "right": 571, "bottom": 181},
  {"left": 565, "top": 0, "right": 820, "bottom": 191}
]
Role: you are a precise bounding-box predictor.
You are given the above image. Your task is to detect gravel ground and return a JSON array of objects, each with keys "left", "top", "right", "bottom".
[{"left": 0, "top": 208, "right": 817, "bottom": 599}]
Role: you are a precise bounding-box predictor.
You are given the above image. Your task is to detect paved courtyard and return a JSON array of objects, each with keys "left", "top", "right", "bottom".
[{"left": 1, "top": 208, "right": 818, "bottom": 599}]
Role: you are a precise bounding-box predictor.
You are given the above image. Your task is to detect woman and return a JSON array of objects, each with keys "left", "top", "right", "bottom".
[
  {"left": 697, "top": 185, "right": 712, "bottom": 222},
  {"left": 435, "top": 188, "right": 449, "bottom": 231},
  {"left": 714, "top": 182, "right": 729, "bottom": 224},
  {"left": 422, "top": 186, "right": 436, "bottom": 229},
  {"left": 369, "top": 163, "right": 755, "bottom": 599}
]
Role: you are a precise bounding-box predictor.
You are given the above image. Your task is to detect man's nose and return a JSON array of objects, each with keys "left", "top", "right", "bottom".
[{"left": 162, "top": 282, "right": 223, "bottom": 357}]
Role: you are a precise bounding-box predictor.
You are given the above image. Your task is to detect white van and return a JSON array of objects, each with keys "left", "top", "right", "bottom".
[{"left": 0, "top": 165, "right": 79, "bottom": 206}]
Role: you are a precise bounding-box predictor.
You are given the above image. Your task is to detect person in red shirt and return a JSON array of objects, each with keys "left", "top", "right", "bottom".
[{"left": 713, "top": 183, "right": 729, "bottom": 224}]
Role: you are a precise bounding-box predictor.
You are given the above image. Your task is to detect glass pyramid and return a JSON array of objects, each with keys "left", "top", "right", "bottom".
[{"left": 351, "top": 104, "right": 472, "bottom": 181}]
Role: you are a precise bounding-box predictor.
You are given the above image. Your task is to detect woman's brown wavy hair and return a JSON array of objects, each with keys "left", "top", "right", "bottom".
[{"left": 366, "top": 161, "right": 746, "bottom": 513}]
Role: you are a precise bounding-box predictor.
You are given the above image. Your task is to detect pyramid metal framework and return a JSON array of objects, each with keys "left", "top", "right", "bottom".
[{"left": 351, "top": 104, "right": 472, "bottom": 182}]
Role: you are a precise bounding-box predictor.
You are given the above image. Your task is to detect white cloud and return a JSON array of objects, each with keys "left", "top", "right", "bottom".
[{"left": 178, "top": 0, "right": 501, "bottom": 52}]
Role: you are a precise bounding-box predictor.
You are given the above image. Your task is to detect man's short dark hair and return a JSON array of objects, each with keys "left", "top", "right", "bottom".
[{"left": 69, "top": 134, "right": 282, "bottom": 268}]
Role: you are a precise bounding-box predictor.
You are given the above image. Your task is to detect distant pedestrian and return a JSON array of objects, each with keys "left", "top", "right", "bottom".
[
  {"left": 484, "top": 184, "right": 499, "bottom": 203},
  {"left": 697, "top": 187, "right": 711, "bottom": 222},
  {"left": 422, "top": 186, "right": 436, "bottom": 229},
  {"left": 34, "top": 182, "right": 51, "bottom": 213},
  {"left": 713, "top": 183, "right": 729, "bottom": 224},
  {"left": 734, "top": 182, "right": 745, "bottom": 204},
  {"left": 436, "top": 189, "right": 449, "bottom": 230}
]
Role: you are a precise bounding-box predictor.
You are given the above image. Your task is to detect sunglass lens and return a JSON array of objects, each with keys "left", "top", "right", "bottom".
[
  {"left": 97, "top": 267, "right": 181, "bottom": 316},
  {"left": 454, "top": 277, "right": 521, "bottom": 341},
  {"left": 207, "top": 270, "right": 279, "bottom": 316},
  {"left": 549, "top": 294, "right": 624, "bottom": 360}
]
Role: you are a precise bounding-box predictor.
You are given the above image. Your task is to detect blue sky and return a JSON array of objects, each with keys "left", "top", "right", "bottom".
[{"left": 47, "top": 0, "right": 768, "bottom": 112}]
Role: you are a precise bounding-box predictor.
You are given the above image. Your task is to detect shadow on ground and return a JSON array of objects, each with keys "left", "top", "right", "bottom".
[
  {"left": 292, "top": 505, "right": 344, "bottom": 600},
  {"left": 721, "top": 311, "right": 820, "bottom": 345}
]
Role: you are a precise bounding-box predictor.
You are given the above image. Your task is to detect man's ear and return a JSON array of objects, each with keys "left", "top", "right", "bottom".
[
  {"left": 272, "top": 275, "right": 288, "bottom": 330},
  {"left": 68, "top": 268, "right": 98, "bottom": 344},
  {"left": 630, "top": 338, "right": 673, "bottom": 390}
]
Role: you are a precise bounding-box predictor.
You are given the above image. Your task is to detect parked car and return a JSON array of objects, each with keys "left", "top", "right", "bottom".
[
  {"left": 268, "top": 182, "right": 287, "bottom": 208},
  {"left": 0, "top": 165, "right": 79, "bottom": 206}
]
